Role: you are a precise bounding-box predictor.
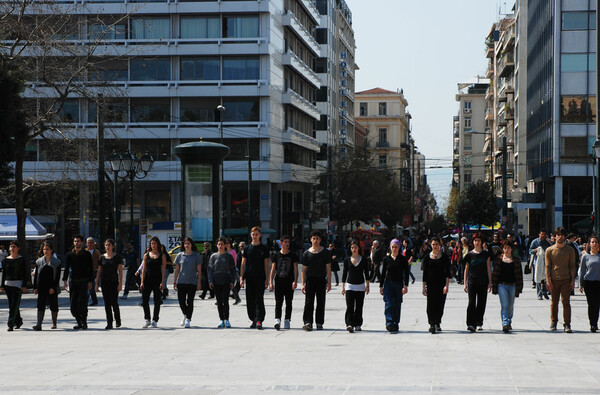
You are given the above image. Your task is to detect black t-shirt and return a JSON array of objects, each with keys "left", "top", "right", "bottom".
[
  {"left": 422, "top": 253, "right": 451, "bottom": 288},
  {"left": 272, "top": 251, "right": 298, "bottom": 282},
  {"left": 499, "top": 258, "right": 517, "bottom": 284},
  {"left": 302, "top": 248, "right": 331, "bottom": 279},
  {"left": 465, "top": 250, "right": 491, "bottom": 284},
  {"left": 242, "top": 243, "right": 270, "bottom": 281},
  {"left": 144, "top": 252, "right": 163, "bottom": 282},
  {"left": 99, "top": 254, "right": 122, "bottom": 283},
  {"left": 488, "top": 242, "right": 502, "bottom": 259}
]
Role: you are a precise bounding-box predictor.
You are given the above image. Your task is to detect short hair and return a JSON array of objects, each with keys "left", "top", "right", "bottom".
[
  {"left": 539, "top": 229, "right": 547, "bottom": 234},
  {"left": 309, "top": 230, "right": 322, "bottom": 239},
  {"left": 217, "top": 237, "right": 227, "bottom": 244},
  {"left": 554, "top": 227, "right": 567, "bottom": 236},
  {"left": 502, "top": 240, "right": 515, "bottom": 250},
  {"left": 73, "top": 234, "right": 84, "bottom": 242},
  {"left": 567, "top": 233, "right": 577, "bottom": 239},
  {"left": 9, "top": 240, "right": 20, "bottom": 249},
  {"left": 471, "top": 232, "right": 484, "bottom": 242},
  {"left": 251, "top": 226, "right": 262, "bottom": 233},
  {"left": 86, "top": 237, "right": 95, "bottom": 243},
  {"left": 372, "top": 240, "right": 379, "bottom": 246},
  {"left": 280, "top": 235, "right": 291, "bottom": 242}
]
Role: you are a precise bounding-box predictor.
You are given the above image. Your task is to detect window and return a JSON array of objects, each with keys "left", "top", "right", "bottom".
[
  {"left": 145, "top": 190, "right": 171, "bottom": 223},
  {"left": 88, "top": 18, "right": 126, "bottom": 40},
  {"left": 222, "top": 98, "right": 259, "bottom": 122},
  {"left": 56, "top": 99, "right": 79, "bottom": 123},
  {"left": 130, "top": 58, "right": 171, "bottom": 81},
  {"left": 283, "top": 144, "right": 315, "bottom": 168},
  {"left": 131, "top": 17, "right": 169, "bottom": 39},
  {"left": 314, "top": 58, "right": 327, "bottom": 73},
  {"left": 88, "top": 100, "right": 128, "bottom": 123},
  {"left": 187, "top": 165, "right": 211, "bottom": 183},
  {"left": 378, "top": 102, "right": 387, "bottom": 116},
  {"left": 463, "top": 134, "right": 472, "bottom": 150},
  {"left": 180, "top": 16, "right": 220, "bottom": 38},
  {"left": 464, "top": 118, "right": 471, "bottom": 129},
  {"left": 560, "top": 137, "right": 589, "bottom": 163},
  {"left": 131, "top": 98, "right": 170, "bottom": 122},
  {"left": 464, "top": 155, "right": 472, "bottom": 166},
  {"left": 464, "top": 101, "right": 472, "bottom": 109},
  {"left": 89, "top": 59, "right": 127, "bottom": 81},
  {"left": 359, "top": 102, "right": 367, "bottom": 116},
  {"left": 378, "top": 154, "right": 387, "bottom": 169},
  {"left": 223, "top": 56, "right": 259, "bottom": 80},
  {"left": 179, "top": 98, "right": 219, "bottom": 122},
  {"left": 180, "top": 57, "right": 220, "bottom": 80},
  {"left": 464, "top": 172, "right": 472, "bottom": 184},
  {"left": 562, "top": 11, "right": 596, "bottom": 30},
  {"left": 223, "top": 15, "right": 259, "bottom": 38},
  {"left": 561, "top": 54, "right": 596, "bottom": 72},
  {"left": 378, "top": 128, "right": 387, "bottom": 144},
  {"left": 560, "top": 96, "right": 596, "bottom": 123}
]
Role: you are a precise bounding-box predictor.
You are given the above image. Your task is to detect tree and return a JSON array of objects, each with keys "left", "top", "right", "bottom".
[
  {"left": 445, "top": 185, "right": 460, "bottom": 225},
  {"left": 456, "top": 180, "right": 499, "bottom": 229},
  {"left": 0, "top": 57, "right": 22, "bottom": 188}
]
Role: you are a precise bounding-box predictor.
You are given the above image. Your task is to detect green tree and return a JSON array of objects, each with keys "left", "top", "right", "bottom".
[
  {"left": 445, "top": 186, "right": 460, "bottom": 224},
  {"left": 456, "top": 180, "right": 499, "bottom": 229}
]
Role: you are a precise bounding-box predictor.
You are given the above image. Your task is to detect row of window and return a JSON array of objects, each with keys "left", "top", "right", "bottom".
[
  {"left": 560, "top": 96, "right": 596, "bottom": 124},
  {"left": 562, "top": 11, "right": 596, "bottom": 31},
  {"left": 358, "top": 102, "right": 387, "bottom": 116},
  {"left": 561, "top": 53, "right": 596, "bottom": 73}
]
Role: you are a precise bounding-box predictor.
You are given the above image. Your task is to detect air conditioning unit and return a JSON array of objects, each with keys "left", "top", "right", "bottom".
[{"left": 464, "top": 108, "right": 472, "bottom": 114}]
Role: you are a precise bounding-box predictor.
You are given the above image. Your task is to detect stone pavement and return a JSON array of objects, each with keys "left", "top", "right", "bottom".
[{"left": 0, "top": 270, "right": 599, "bottom": 394}]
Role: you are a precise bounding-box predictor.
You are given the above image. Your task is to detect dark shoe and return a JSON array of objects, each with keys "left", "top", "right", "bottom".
[
  {"left": 15, "top": 321, "right": 22, "bottom": 329},
  {"left": 33, "top": 324, "right": 42, "bottom": 331},
  {"left": 208, "top": 295, "right": 215, "bottom": 299},
  {"left": 51, "top": 311, "right": 58, "bottom": 329},
  {"left": 346, "top": 325, "right": 354, "bottom": 333},
  {"left": 7, "top": 327, "right": 13, "bottom": 332},
  {"left": 256, "top": 321, "right": 263, "bottom": 330},
  {"left": 386, "top": 324, "right": 394, "bottom": 332},
  {"left": 411, "top": 278, "right": 415, "bottom": 284},
  {"left": 550, "top": 321, "right": 557, "bottom": 331},
  {"left": 81, "top": 322, "right": 88, "bottom": 330},
  {"left": 435, "top": 324, "right": 441, "bottom": 332},
  {"left": 393, "top": 324, "right": 399, "bottom": 332},
  {"left": 302, "top": 323, "right": 312, "bottom": 331},
  {"left": 429, "top": 325, "right": 436, "bottom": 334},
  {"left": 89, "top": 302, "right": 98, "bottom": 306},
  {"left": 502, "top": 325, "right": 509, "bottom": 333},
  {"left": 508, "top": 324, "right": 512, "bottom": 330},
  {"left": 250, "top": 321, "right": 257, "bottom": 329},
  {"left": 537, "top": 295, "right": 543, "bottom": 300},
  {"left": 564, "top": 325, "right": 572, "bottom": 333},
  {"left": 199, "top": 295, "right": 206, "bottom": 300},
  {"left": 233, "top": 298, "right": 241, "bottom": 305},
  {"left": 543, "top": 294, "right": 549, "bottom": 300},
  {"left": 467, "top": 325, "right": 476, "bottom": 333},
  {"left": 115, "top": 319, "right": 121, "bottom": 328},
  {"left": 73, "top": 324, "right": 82, "bottom": 330},
  {"left": 591, "top": 325, "right": 597, "bottom": 333},
  {"left": 316, "top": 324, "right": 323, "bottom": 330},
  {"left": 105, "top": 324, "right": 113, "bottom": 330}
]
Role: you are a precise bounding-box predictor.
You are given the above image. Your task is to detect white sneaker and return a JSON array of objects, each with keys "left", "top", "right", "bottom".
[
  {"left": 184, "top": 318, "right": 191, "bottom": 328},
  {"left": 143, "top": 320, "right": 151, "bottom": 328},
  {"left": 151, "top": 321, "right": 158, "bottom": 328},
  {"left": 284, "top": 319, "right": 291, "bottom": 329},
  {"left": 180, "top": 316, "right": 186, "bottom": 327},
  {"left": 274, "top": 318, "right": 281, "bottom": 330}
]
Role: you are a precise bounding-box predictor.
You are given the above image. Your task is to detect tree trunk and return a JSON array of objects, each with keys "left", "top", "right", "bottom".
[{"left": 14, "top": 141, "right": 27, "bottom": 264}]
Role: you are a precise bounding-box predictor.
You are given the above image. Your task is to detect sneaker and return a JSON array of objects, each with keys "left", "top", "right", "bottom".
[
  {"left": 303, "top": 323, "right": 313, "bottom": 331},
  {"left": 550, "top": 321, "right": 557, "bottom": 331},
  {"left": 225, "top": 320, "right": 231, "bottom": 328},
  {"left": 316, "top": 324, "right": 323, "bottom": 330},
  {"left": 532, "top": 284, "right": 537, "bottom": 289},
  {"left": 274, "top": 319, "right": 281, "bottom": 331},
  {"left": 184, "top": 318, "right": 191, "bottom": 328},
  {"left": 502, "top": 325, "right": 509, "bottom": 333},
  {"left": 250, "top": 321, "right": 257, "bottom": 329},
  {"left": 467, "top": 325, "right": 476, "bottom": 333},
  {"left": 151, "top": 320, "right": 158, "bottom": 328},
  {"left": 354, "top": 326, "right": 361, "bottom": 331},
  {"left": 544, "top": 294, "right": 549, "bottom": 300},
  {"left": 591, "top": 325, "right": 598, "bottom": 333},
  {"left": 217, "top": 320, "right": 225, "bottom": 328},
  {"left": 564, "top": 325, "right": 573, "bottom": 333},
  {"left": 284, "top": 319, "right": 291, "bottom": 329},
  {"left": 476, "top": 326, "right": 483, "bottom": 331},
  {"left": 435, "top": 324, "right": 441, "bottom": 332},
  {"left": 256, "top": 321, "right": 263, "bottom": 330},
  {"left": 120, "top": 294, "right": 128, "bottom": 300},
  {"left": 346, "top": 325, "right": 354, "bottom": 333},
  {"left": 180, "top": 316, "right": 186, "bottom": 327},
  {"left": 508, "top": 324, "right": 512, "bottom": 330},
  {"left": 143, "top": 320, "right": 151, "bottom": 328}
]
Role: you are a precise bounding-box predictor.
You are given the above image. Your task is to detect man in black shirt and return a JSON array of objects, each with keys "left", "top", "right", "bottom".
[
  {"left": 62, "top": 235, "right": 94, "bottom": 329},
  {"left": 301, "top": 230, "right": 332, "bottom": 331},
  {"left": 269, "top": 235, "right": 299, "bottom": 330},
  {"left": 240, "top": 226, "right": 270, "bottom": 329}
]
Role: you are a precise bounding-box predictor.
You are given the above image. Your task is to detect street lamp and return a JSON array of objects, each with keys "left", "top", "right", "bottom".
[
  {"left": 109, "top": 151, "right": 123, "bottom": 245},
  {"left": 216, "top": 104, "right": 226, "bottom": 237},
  {"left": 592, "top": 139, "right": 600, "bottom": 234}
]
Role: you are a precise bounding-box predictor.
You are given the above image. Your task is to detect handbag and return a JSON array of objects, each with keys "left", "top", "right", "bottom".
[{"left": 524, "top": 254, "right": 534, "bottom": 274}]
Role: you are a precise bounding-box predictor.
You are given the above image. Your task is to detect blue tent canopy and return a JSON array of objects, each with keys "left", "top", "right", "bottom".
[{"left": 0, "top": 209, "right": 54, "bottom": 241}]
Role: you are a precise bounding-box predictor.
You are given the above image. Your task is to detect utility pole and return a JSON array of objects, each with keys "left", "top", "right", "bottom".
[{"left": 97, "top": 95, "right": 106, "bottom": 243}]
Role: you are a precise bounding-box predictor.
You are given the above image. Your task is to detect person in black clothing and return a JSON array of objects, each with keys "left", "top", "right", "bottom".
[
  {"left": 62, "top": 235, "right": 94, "bottom": 330},
  {"left": 487, "top": 233, "right": 503, "bottom": 260},
  {"left": 120, "top": 241, "right": 139, "bottom": 300},
  {"left": 240, "top": 226, "right": 270, "bottom": 329},
  {"left": 328, "top": 242, "right": 340, "bottom": 286},
  {"left": 422, "top": 237, "right": 451, "bottom": 334},
  {"left": 140, "top": 236, "right": 167, "bottom": 328},
  {"left": 402, "top": 239, "right": 416, "bottom": 284},
  {"left": 380, "top": 239, "right": 409, "bottom": 333},
  {"left": 208, "top": 238, "right": 237, "bottom": 328},
  {"left": 342, "top": 241, "right": 370, "bottom": 332},
  {"left": 232, "top": 241, "right": 245, "bottom": 304},
  {"left": 199, "top": 242, "right": 214, "bottom": 300},
  {"left": 95, "top": 239, "right": 123, "bottom": 330},
  {"left": 161, "top": 244, "right": 173, "bottom": 300},
  {"left": 269, "top": 235, "right": 299, "bottom": 330},
  {"left": 301, "top": 230, "right": 332, "bottom": 331},
  {"left": 463, "top": 232, "right": 492, "bottom": 332},
  {"left": 491, "top": 241, "right": 523, "bottom": 333},
  {"left": 32, "top": 242, "right": 62, "bottom": 331},
  {"left": 370, "top": 240, "right": 384, "bottom": 282},
  {"left": 1, "top": 241, "right": 31, "bottom": 331}
]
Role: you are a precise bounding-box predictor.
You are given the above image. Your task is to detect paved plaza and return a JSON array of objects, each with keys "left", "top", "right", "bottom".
[{"left": 1, "top": 270, "right": 599, "bottom": 394}]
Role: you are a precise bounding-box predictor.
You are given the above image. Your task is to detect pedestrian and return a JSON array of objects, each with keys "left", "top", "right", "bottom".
[
  {"left": 173, "top": 237, "right": 202, "bottom": 328},
  {"left": 161, "top": 244, "right": 173, "bottom": 300},
  {"left": 240, "top": 226, "right": 270, "bottom": 329},
  {"left": 341, "top": 240, "right": 370, "bottom": 333},
  {"left": 402, "top": 239, "right": 416, "bottom": 284},
  {"left": 95, "top": 238, "right": 123, "bottom": 330},
  {"left": 370, "top": 240, "right": 384, "bottom": 282},
  {"left": 457, "top": 237, "right": 469, "bottom": 284},
  {"left": 62, "top": 235, "right": 94, "bottom": 330},
  {"left": 328, "top": 242, "right": 340, "bottom": 286},
  {"left": 226, "top": 238, "right": 241, "bottom": 304},
  {"left": 491, "top": 241, "right": 523, "bottom": 333},
  {"left": 0, "top": 244, "right": 7, "bottom": 264},
  {"left": 579, "top": 235, "right": 600, "bottom": 332},
  {"left": 120, "top": 241, "right": 139, "bottom": 300},
  {"left": 546, "top": 227, "right": 577, "bottom": 332},
  {"left": 86, "top": 237, "right": 101, "bottom": 307},
  {"left": 1, "top": 241, "right": 30, "bottom": 331},
  {"left": 32, "top": 242, "right": 62, "bottom": 331},
  {"left": 199, "top": 242, "right": 214, "bottom": 300},
  {"left": 232, "top": 240, "right": 244, "bottom": 305},
  {"left": 301, "top": 230, "right": 332, "bottom": 331},
  {"left": 269, "top": 235, "right": 299, "bottom": 330},
  {"left": 140, "top": 236, "right": 167, "bottom": 328},
  {"left": 208, "top": 237, "right": 237, "bottom": 328},
  {"left": 422, "top": 237, "right": 451, "bottom": 334},
  {"left": 463, "top": 232, "right": 492, "bottom": 332},
  {"left": 380, "top": 239, "right": 409, "bottom": 333}
]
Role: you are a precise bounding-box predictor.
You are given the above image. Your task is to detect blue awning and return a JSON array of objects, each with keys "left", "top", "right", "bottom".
[{"left": 0, "top": 209, "right": 54, "bottom": 240}]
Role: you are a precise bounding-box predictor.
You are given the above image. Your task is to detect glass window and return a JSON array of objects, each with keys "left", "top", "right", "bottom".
[
  {"left": 223, "top": 56, "right": 259, "bottom": 80},
  {"left": 463, "top": 134, "right": 472, "bottom": 150},
  {"left": 464, "top": 118, "right": 471, "bottom": 128},
  {"left": 89, "top": 59, "right": 128, "bottom": 81},
  {"left": 181, "top": 57, "right": 220, "bottom": 80},
  {"left": 130, "top": 58, "right": 171, "bottom": 81},
  {"left": 378, "top": 128, "right": 387, "bottom": 143},
  {"left": 378, "top": 154, "right": 386, "bottom": 169},
  {"left": 56, "top": 99, "right": 80, "bottom": 123},
  {"left": 562, "top": 12, "right": 596, "bottom": 30},
  {"left": 88, "top": 100, "right": 128, "bottom": 123},
  {"left": 180, "top": 16, "right": 220, "bottom": 39},
  {"left": 561, "top": 54, "right": 595, "bottom": 72},
  {"left": 145, "top": 190, "right": 171, "bottom": 223},
  {"left": 223, "top": 15, "right": 259, "bottom": 38},
  {"left": 359, "top": 102, "right": 367, "bottom": 116},
  {"left": 464, "top": 172, "right": 472, "bottom": 183},
  {"left": 464, "top": 101, "right": 472, "bottom": 109},
  {"left": 131, "top": 17, "right": 170, "bottom": 39},
  {"left": 88, "top": 17, "right": 126, "bottom": 40},
  {"left": 131, "top": 138, "right": 172, "bottom": 161},
  {"left": 560, "top": 96, "right": 596, "bottom": 123},
  {"left": 378, "top": 102, "right": 387, "bottom": 116},
  {"left": 222, "top": 98, "right": 259, "bottom": 122},
  {"left": 131, "top": 98, "right": 170, "bottom": 122},
  {"left": 560, "top": 137, "right": 589, "bottom": 163},
  {"left": 179, "top": 98, "right": 220, "bottom": 122}
]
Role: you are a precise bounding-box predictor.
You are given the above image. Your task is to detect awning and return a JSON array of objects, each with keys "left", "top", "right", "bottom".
[{"left": 0, "top": 209, "right": 54, "bottom": 241}]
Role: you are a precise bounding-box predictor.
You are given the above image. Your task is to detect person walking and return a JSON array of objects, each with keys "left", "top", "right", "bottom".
[
  {"left": 240, "top": 226, "right": 270, "bottom": 329},
  {"left": 422, "top": 237, "right": 451, "bottom": 334},
  {"left": 226, "top": 238, "right": 242, "bottom": 304},
  {"left": 328, "top": 242, "right": 340, "bottom": 286},
  {"left": 579, "top": 235, "right": 600, "bottom": 332},
  {"left": 463, "top": 232, "right": 492, "bottom": 332},
  {"left": 301, "top": 230, "right": 332, "bottom": 331},
  {"left": 529, "top": 229, "right": 552, "bottom": 298},
  {"left": 380, "top": 239, "right": 409, "bottom": 333},
  {"left": 546, "top": 227, "right": 577, "bottom": 333},
  {"left": 402, "top": 239, "right": 416, "bottom": 284},
  {"left": 62, "top": 235, "right": 94, "bottom": 330},
  {"left": 491, "top": 241, "right": 523, "bottom": 333},
  {"left": 160, "top": 244, "right": 173, "bottom": 301},
  {"left": 341, "top": 241, "right": 370, "bottom": 333},
  {"left": 95, "top": 239, "right": 123, "bottom": 330},
  {"left": 120, "top": 241, "right": 139, "bottom": 300},
  {"left": 370, "top": 240, "right": 384, "bottom": 282},
  {"left": 269, "top": 235, "right": 299, "bottom": 330},
  {"left": 32, "top": 242, "right": 62, "bottom": 331},
  {"left": 1, "top": 241, "right": 30, "bottom": 331},
  {"left": 173, "top": 237, "right": 202, "bottom": 328},
  {"left": 208, "top": 237, "right": 237, "bottom": 328},
  {"left": 199, "top": 242, "right": 214, "bottom": 300},
  {"left": 86, "top": 237, "right": 101, "bottom": 307},
  {"left": 140, "top": 236, "right": 167, "bottom": 328}
]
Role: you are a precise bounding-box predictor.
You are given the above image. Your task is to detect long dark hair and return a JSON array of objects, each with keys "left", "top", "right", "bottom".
[
  {"left": 147, "top": 236, "right": 161, "bottom": 254},
  {"left": 182, "top": 237, "right": 198, "bottom": 252}
]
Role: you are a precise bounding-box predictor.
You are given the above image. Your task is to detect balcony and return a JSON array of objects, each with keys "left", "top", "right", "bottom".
[
  {"left": 282, "top": 88, "right": 320, "bottom": 120},
  {"left": 485, "top": 107, "right": 494, "bottom": 121},
  {"left": 498, "top": 52, "right": 515, "bottom": 78},
  {"left": 283, "top": 127, "right": 321, "bottom": 152},
  {"left": 299, "top": 0, "right": 321, "bottom": 24},
  {"left": 376, "top": 141, "right": 389, "bottom": 148},
  {"left": 485, "top": 66, "right": 494, "bottom": 79},
  {"left": 282, "top": 11, "right": 321, "bottom": 56},
  {"left": 485, "top": 86, "right": 494, "bottom": 101},
  {"left": 486, "top": 44, "right": 494, "bottom": 59},
  {"left": 282, "top": 51, "right": 321, "bottom": 88}
]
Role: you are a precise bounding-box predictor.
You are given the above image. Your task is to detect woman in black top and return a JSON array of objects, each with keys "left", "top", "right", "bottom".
[
  {"left": 491, "top": 241, "right": 523, "bottom": 333},
  {"left": 32, "top": 242, "right": 62, "bottom": 331},
  {"left": 422, "top": 237, "right": 451, "bottom": 334},
  {"left": 341, "top": 241, "right": 370, "bottom": 332},
  {"left": 96, "top": 239, "right": 123, "bottom": 329},
  {"left": 379, "top": 239, "right": 410, "bottom": 333},
  {"left": 328, "top": 243, "right": 340, "bottom": 286},
  {"left": 140, "top": 236, "right": 167, "bottom": 328},
  {"left": 0, "top": 241, "right": 30, "bottom": 331},
  {"left": 463, "top": 232, "right": 492, "bottom": 332}
]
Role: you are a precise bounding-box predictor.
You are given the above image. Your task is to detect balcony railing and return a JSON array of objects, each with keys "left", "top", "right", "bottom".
[{"left": 376, "top": 141, "right": 389, "bottom": 148}]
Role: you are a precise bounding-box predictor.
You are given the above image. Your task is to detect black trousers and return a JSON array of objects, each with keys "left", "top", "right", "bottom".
[
  {"left": 344, "top": 290, "right": 365, "bottom": 327},
  {"left": 37, "top": 288, "right": 59, "bottom": 312},
  {"left": 275, "top": 280, "right": 294, "bottom": 320},
  {"left": 5, "top": 286, "right": 23, "bottom": 328},
  {"left": 89, "top": 270, "right": 98, "bottom": 304},
  {"left": 370, "top": 262, "right": 381, "bottom": 282},
  {"left": 123, "top": 265, "right": 139, "bottom": 295},
  {"left": 69, "top": 280, "right": 89, "bottom": 322},
  {"left": 583, "top": 280, "right": 600, "bottom": 326},
  {"left": 177, "top": 283, "right": 197, "bottom": 319},
  {"left": 141, "top": 279, "right": 162, "bottom": 322},
  {"left": 200, "top": 274, "right": 214, "bottom": 298},
  {"left": 303, "top": 277, "right": 327, "bottom": 325},
  {"left": 101, "top": 281, "right": 121, "bottom": 324},
  {"left": 466, "top": 281, "right": 488, "bottom": 327},
  {"left": 426, "top": 285, "right": 447, "bottom": 326},
  {"left": 214, "top": 283, "right": 230, "bottom": 320},
  {"left": 245, "top": 279, "right": 266, "bottom": 322}
]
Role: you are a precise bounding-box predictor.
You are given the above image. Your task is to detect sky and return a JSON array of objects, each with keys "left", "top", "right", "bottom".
[{"left": 345, "top": 0, "right": 510, "bottom": 210}]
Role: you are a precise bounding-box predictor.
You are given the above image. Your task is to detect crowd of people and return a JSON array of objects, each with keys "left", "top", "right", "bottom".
[{"left": 1, "top": 226, "right": 599, "bottom": 334}]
